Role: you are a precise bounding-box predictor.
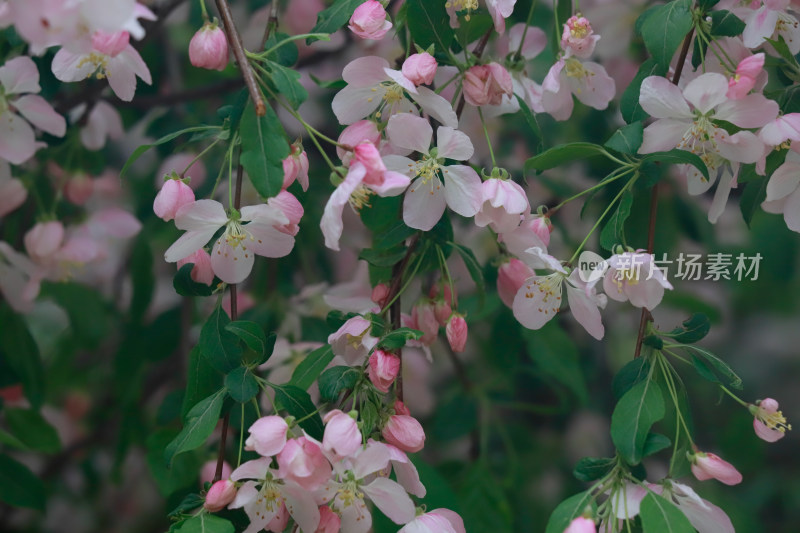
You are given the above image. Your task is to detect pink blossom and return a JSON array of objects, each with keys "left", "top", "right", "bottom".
[
  {"left": 434, "top": 300, "right": 452, "bottom": 326},
  {"left": 383, "top": 114, "right": 482, "bottom": 230},
  {"left": 64, "top": 173, "right": 95, "bottom": 205},
  {"left": 402, "top": 53, "right": 437, "bottom": 86},
  {"left": 0, "top": 56, "right": 66, "bottom": 164},
  {"left": 600, "top": 251, "right": 672, "bottom": 311},
  {"left": 322, "top": 409, "right": 362, "bottom": 458},
  {"left": 348, "top": 1, "right": 392, "bottom": 40},
  {"left": 562, "top": 16, "right": 600, "bottom": 59},
  {"left": 564, "top": 517, "right": 596, "bottom": 533},
  {"left": 540, "top": 57, "right": 615, "bottom": 121},
  {"left": 463, "top": 63, "right": 513, "bottom": 106},
  {"left": 486, "top": 0, "right": 517, "bottom": 34},
  {"left": 411, "top": 302, "right": 439, "bottom": 345},
  {"left": 474, "top": 177, "right": 530, "bottom": 233},
  {"left": 758, "top": 113, "right": 800, "bottom": 146},
  {"left": 316, "top": 506, "right": 341, "bottom": 533},
  {"left": 742, "top": 0, "right": 800, "bottom": 54},
  {"left": 336, "top": 120, "right": 381, "bottom": 164},
  {"left": 25, "top": 221, "right": 65, "bottom": 264},
  {"left": 750, "top": 397, "right": 791, "bottom": 442},
  {"left": 446, "top": 314, "right": 468, "bottom": 353},
  {"left": 71, "top": 100, "right": 124, "bottom": 151},
  {"left": 177, "top": 248, "right": 215, "bottom": 286},
  {"left": 690, "top": 451, "right": 743, "bottom": 485},
  {"left": 761, "top": 147, "right": 800, "bottom": 232},
  {"left": 282, "top": 143, "right": 309, "bottom": 191},
  {"left": 189, "top": 23, "right": 229, "bottom": 71},
  {"left": 498, "top": 213, "right": 551, "bottom": 257},
  {"left": 266, "top": 502, "right": 289, "bottom": 532},
  {"left": 368, "top": 349, "right": 400, "bottom": 393},
  {"left": 163, "top": 199, "right": 295, "bottom": 284},
  {"left": 153, "top": 178, "right": 195, "bottom": 221},
  {"left": 497, "top": 258, "right": 534, "bottom": 308},
  {"left": 608, "top": 482, "right": 647, "bottom": 519},
  {"left": 277, "top": 436, "right": 332, "bottom": 491},
  {"left": 332, "top": 56, "right": 457, "bottom": 127},
  {"left": 727, "top": 53, "right": 764, "bottom": 100},
  {"left": 245, "top": 416, "right": 289, "bottom": 457},
  {"left": 204, "top": 480, "right": 237, "bottom": 512},
  {"left": 327, "top": 316, "right": 378, "bottom": 364},
  {"left": 0, "top": 161, "right": 27, "bottom": 217},
  {"left": 268, "top": 191, "right": 304, "bottom": 236},
  {"left": 371, "top": 283, "right": 389, "bottom": 307},
  {"left": 382, "top": 414, "right": 425, "bottom": 453},
  {"left": 399, "top": 508, "right": 466, "bottom": 533}
]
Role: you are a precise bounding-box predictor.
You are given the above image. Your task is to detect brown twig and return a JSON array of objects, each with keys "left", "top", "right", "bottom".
[
  {"left": 633, "top": 28, "right": 694, "bottom": 359},
  {"left": 214, "top": 0, "right": 266, "bottom": 116}
]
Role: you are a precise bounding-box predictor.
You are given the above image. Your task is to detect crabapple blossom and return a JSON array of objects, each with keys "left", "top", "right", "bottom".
[
  {"left": 204, "top": 480, "right": 237, "bottom": 512},
  {"left": 486, "top": 0, "right": 518, "bottom": 34},
  {"left": 487, "top": 23, "right": 547, "bottom": 116},
  {"left": 245, "top": 416, "right": 289, "bottom": 457},
  {"left": 758, "top": 113, "right": 800, "bottom": 146},
  {"left": 474, "top": 176, "right": 530, "bottom": 233},
  {"left": 177, "top": 249, "right": 215, "bottom": 286},
  {"left": 561, "top": 15, "right": 600, "bottom": 59},
  {"left": 446, "top": 314, "right": 468, "bottom": 353},
  {"left": 497, "top": 213, "right": 551, "bottom": 257},
  {"left": 368, "top": 349, "right": 400, "bottom": 393},
  {"left": 322, "top": 409, "right": 362, "bottom": 459},
  {"left": 0, "top": 56, "right": 66, "bottom": 164},
  {"left": 726, "top": 53, "right": 765, "bottom": 100},
  {"left": 348, "top": 1, "right": 392, "bottom": 40},
  {"left": 564, "top": 516, "right": 597, "bottom": 533},
  {"left": 163, "top": 199, "right": 296, "bottom": 284},
  {"left": 383, "top": 114, "right": 482, "bottom": 231},
  {"left": 402, "top": 53, "right": 437, "bottom": 86},
  {"left": 371, "top": 283, "right": 389, "bottom": 307},
  {"left": 327, "top": 316, "right": 378, "bottom": 364},
  {"left": 462, "top": 63, "right": 513, "bottom": 107},
  {"left": 70, "top": 100, "right": 124, "bottom": 151},
  {"left": 497, "top": 258, "right": 534, "bottom": 308},
  {"left": 282, "top": 143, "right": 309, "bottom": 191},
  {"left": 539, "top": 56, "right": 615, "bottom": 121},
  {"left": 410, "top": 301, "right": 439, "bottom": 345},
  {"left": 331, "top": 56, "right": 457, "bottom": 127},
  {"left": 690, "top": 451, "right": 743, "bottom": 485},
  {"left": 189, "top": 22, "right": 229, "bottom": 71},
  {"left": 153, "top": 178, "right": 195, "bottom": 222},
  {"left": 761, "top": 148, "right": 800, "bottom": 232},
  {"left": 399, "top": 508, "right": 466, "bottom": 533},
  {"left": 276, "top": 436, "right": 332, "bottom": 491},
  {"left": 750, "top": 398, "right": 792, "bottom": 442},
  {"left": 382, "top": 412, "right": 425, "bottom": 453},
  {"left": 268, "top": 191, "right": 304, "bottom": 236},
  {"left": 739, "top": 0, "right": 800, "bottom": 54},
  {"left": 599, "top": 251, "right": 673, "bottom": 311},
  {"left": 0, "top": 161, "right": 27, "bottom": 217}
]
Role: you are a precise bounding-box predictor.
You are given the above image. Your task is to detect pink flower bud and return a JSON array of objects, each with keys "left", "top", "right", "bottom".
[
  {"left": 368, "top": 349, "right": 400, "bottom": 393},
  {"left": 189, "top": 23, "right": 229, "bottom": 71},
  {"left": 177, "top": 248, "right": 215, "bottom": 286},
  {"left": 564, "top": 516, "right": 596, "bottom": 533},
  {"left": 561, "top": 16, "right": 599, "bottom": 59},
  {"left": 393, "top": 400, "right": 410, "bottom": 416},
  {"left": 434, "top": 300, "right": 452, "bottom": 326},
  {"left": 382, "top": 414, "right": 425, "bottom": 453},
  {"left": 92, "top": 30, "right": 130, "bottom": 57},
  {"left": 402, "top": 52, "right": 437, "bottom": 86},
  {"left": 245, "top": 416, "right": 289, "bottom": 457},
  {"left": 530, "top": 215, "right": 552, "bottom": 246},
  {"left": 348, "top": 0, "right": 392, "bottom": 40},
  {"left": 690, "top": 451, "right": 742, "bottom": 485},
  {"left": 268, "top": 190, "right": 304, "bottom": 236},
  {"left": 323, "top": 409, "right": 362, "bottom": 457},
  {"left": 204, "top": 479, "right": 237, "bottom": 512},
  {"left": 727, "top": 53, "right": 764, "bottom": 100},
  {"left": 0, "top": 168, "right": 27, "bottom": 217},
  {"left": 153, "top": 179, "right": 195, "bottom": 221},
  {"left": 497, "top": 258, "right": 535, "bottom": 308},
  {"left": 24, "top": 221, "right": 64, "bottom": 263},
  {"left": 462, "top": 63, "right": 513, "bottom": 107},
  {"left": 317, "top": 506, "right": 341, "bottom": 533},
  {"left": 371, "top": 283, "right": 390, "bottom": 307},
  {"left": 353, "top": 142, "right": 386, "bottom": 181},
  {"left": 411, "top": 302, "right": 438, "bottom": 345},
  {"left": 277, "top": 437, "right": 332, "bottom": 491},
  {"left": 337, "top": 120, "right": 381, "bottom": 163},
  {"left": 200, "top": 460, "right": 232, "bottom": 485},
  {"left": 64, "top": 173, "right": 94, "bottom": 205},
  {"left": 750, "top": 397, "right": 791, "bottom": 442},
  {"left": 446, "top": 314, "right": 468, "bottom": 353},
  {"left": 282, "top": 145, "right": 310, "bottom": 191}
]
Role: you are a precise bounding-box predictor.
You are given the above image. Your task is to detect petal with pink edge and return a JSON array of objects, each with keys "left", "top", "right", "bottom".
[
  {"left": 403, "top": 176, "right": 447, "bottom": 231},
  {"left": 566, "top": 279, "right": 605, "bottom": 340},
  {"left": 512, "top": 275, "right": 562, "bottom": 330},
  {"left": 715, "top": 93, "right": 778, "bottom": 128},
  {"left": 410, "top": 86, "right": 458, "bottom": 128},
  {"left": 332, "top": 86, "right": 383, "bottom": 125},
  {"left": 210, "top": 235, "right": 256, "bottom": 284},
  {"left": 51, "top": 49, "right": 96, "bottom": 83},
  {"left": 342, "top": 56, "right": 390, "bottom": 86},
  {"left": 765, "top": 161, "right": 800, "bottom": 201},
  {"left": 320, "top": 163, "right": 366, "bottom": 251},
  {"left": 0, "top": 56, "right": 40, "bottom": 95},
  {"left": 639, "top": 76, "right": 692, "bottom": 119},
  {"left": 0, "top": 111, "right": 37, "bottom": 164},
  {"left": 13, "top": 94, "right": 65, "bottom": 136},
  {"left": 436, "top": 126, "right": 474, "bottom": 161},
  {"left": 782, "top": 186, "right": 800, "bottom": 232},
  {"left": 362, "top": 477, "right": 416, "bottom": 524},
  {"left": 442, "top": 165, "right": 482, "bottom": 217},
  {"left": 386, "top": 113, "right": 432, "bottom": 154},
  {"left": 175, "top": 199, "right": 228, "bottom": 231},
  {"left": 683, "top": 73, "right": 728, "bottom": 114},
  {"left": 639, "top": 119, "right": 689, "bottom": 154}
]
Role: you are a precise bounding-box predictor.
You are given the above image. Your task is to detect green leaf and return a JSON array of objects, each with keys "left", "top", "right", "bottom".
[
  {"left": 740, "top": 176, "right": 768, "bottom": 228},
  {"left": 698, "top": 0, "right": 721, "bottom": 9},
  {"left": 168, "top": 493, "right": 205, "bottom": 517},
  {"left": 688, "top": 346, "right": 743, "bottom": 389},
  {"left": 525, "top": 143, "right": 606, "bottom": 173},
  {"left": 129, "top": 235, "right": 154, "bottom": 322},
  {"left": 318, "top": 365, "right": 361, "bottom": 402},
  {"left": 710, "top": 10, "right": 745, "bottom": 37},
  {"left": 267, "top": 60, "right": 308, "bottom": 109},
  {"left": 290, "top": 345, "right": 335, "bottom": 391},
  {"left": 182, "top": 346, "right": 223, "bottom": 419},
  {"left": 0, "top": 428, "right": 26, "bottom": 449},
  {"left": 121, "top": 126, "right": 219, "bottom": 178},
  {"left": 377, "top": 327, "right": 424, "bottom": 350},
  {"left": 41, "top": 282, "right": 111, "bottom": 349},
  {"left": 373, "top": 221, "right": 416, "bottom": 250},
  {"left": 272, "top": 385, "right": 324, "bottom": 439},
  {"left": 165, "top": 388, "right": 226, "bottom": 466},
  {"left": 573, "top": 457, "right": 616, "bottom": 482},
  {"left": 406, "top": 0, "right": 455, "bottom": 52},
  {"left": 225, "top": 321, "right": 268, "bottom": 355},
  {"left": 239, "top": 101, "right": 289, "bottom": 199},
  {"left": 0, "top": 453, "right": 46, "bottom": 510},
  {"left": 621, "top": 59, "right": 668, "bottom": 124},
  {"left": 665, "top": 313, "right": 710, "bottom": 343},
  {"left": 176, "top": 513, "right": 235, "bottom": 533},
  {"left": 308, "top": 0, "right": 363, "bottom": 42},
  {"left": 640, "top": 150, "right": 709, "bottom": 181},
  {"left": 225, "top": 367, "right": 259, "bottom": 403},
  {"left": 611, "top": 378, "right": 665, "bottom": 465},
  {"left": 639, "top": 492, "right": 695, "bottom": 533},
  {"left": 516, "top": 95, "right": 543, "bottom": 152},
  {"left": 359, "top": 246, "right": 408, "bottom": 268},
  {"left": 612, "top": 357, "right": 651, "bottom": 399},
  {"left": 641, "top": 0, "right": 693, "bottom": 69},
  {"left": 4, "top": 409, "right": 60, "bottom": 453},
  {"left": 432, "top": 393, "right": 478, "bottom": 441},
  {"left": 263, "top": 32, "right": 299, "bottom": 66},
  {"left": 545, "top": 491, "right": 595, "bottom": 533},
  {"left": 173, "top": 263, "right": 216, "bottom": 297},
  {"left": 643, "top": 432, "right": 672, "bottom": 457},
  {"left": 600, "top": 189, "right": 634, "bottom": 251},
  {"left": 458, "top": 462, "right": 513, "bottom": 532},
  {"left": 199, "top": 306, "right": 243, "bottom": 373},
  {"left": 0, "top": 304, "right": 45, "bottom": 408},
  {"left": 605, "top": 122, "right": 644, "bottom": 155},
  {"left": 522, "top": 323, "right": 589, "bottom": 405},
  {"left": 451, "top": 242, "right": 486, "bottom": 298}
]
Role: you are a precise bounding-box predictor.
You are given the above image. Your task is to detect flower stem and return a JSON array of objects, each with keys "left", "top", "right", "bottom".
[{"left": 477, "top": 107, "right": 497, "bottom": 168}]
